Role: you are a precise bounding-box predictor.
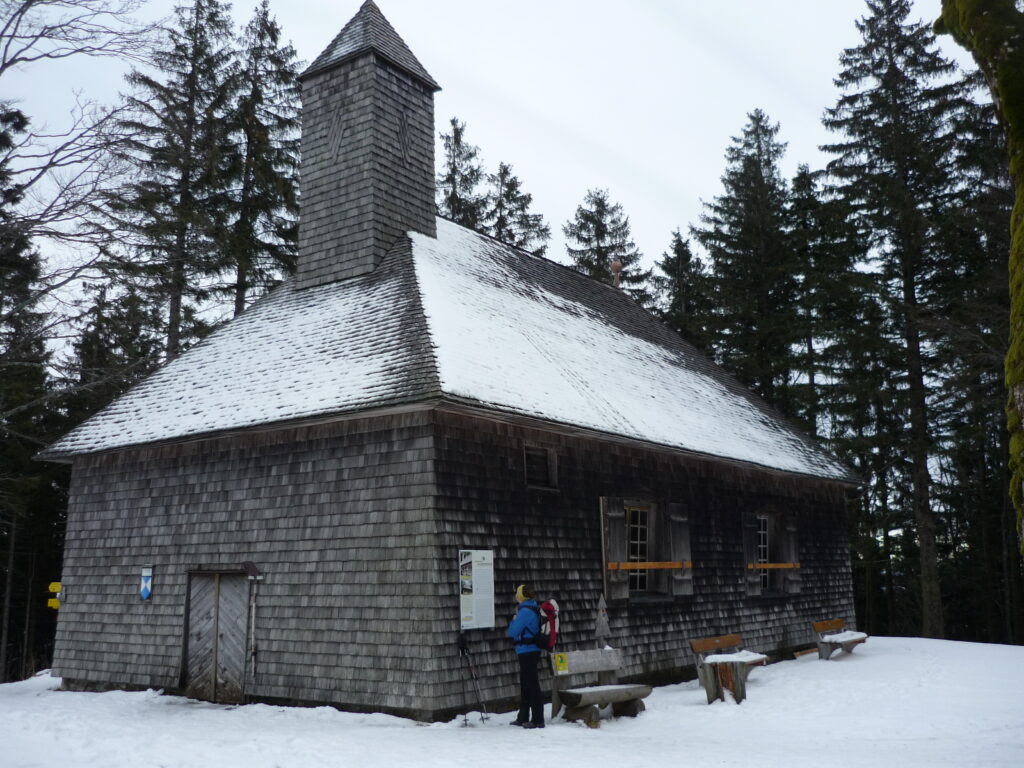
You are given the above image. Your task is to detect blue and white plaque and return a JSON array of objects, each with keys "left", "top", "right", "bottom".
[{"left": 140, "top": 567, "right": 153, "bottom": 600}]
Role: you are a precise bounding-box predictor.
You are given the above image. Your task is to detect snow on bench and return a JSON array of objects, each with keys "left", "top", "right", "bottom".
[
  {"left": 703, "top": 650, "right": 769, "bottom": 665},
  {"left": 549, "top": 648, "right": 651, "bottom": 728},
  {"left": 690, "top": 634, "right": 767, "bottom": 704},
  {"left": 813, "top": 618, "right": 868, "bottom": 660}
]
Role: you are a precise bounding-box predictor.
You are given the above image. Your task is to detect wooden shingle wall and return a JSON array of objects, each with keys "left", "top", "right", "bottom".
[
  {"left": 297, "top": 52, "right": 435, "bottom": 289},
  {"left": 53, "top": 404, "right": 854, "bottom": 720},
  {"left": 52, "top": 411, "right": 446, "bottom": 718},
  {"left": 430, "top": 409, "right": 856, "bottom": 714}
]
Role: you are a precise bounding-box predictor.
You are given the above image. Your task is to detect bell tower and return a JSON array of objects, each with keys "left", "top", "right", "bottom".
[{"left": 296, "top": 1, "right": 439, "bottom": 288}]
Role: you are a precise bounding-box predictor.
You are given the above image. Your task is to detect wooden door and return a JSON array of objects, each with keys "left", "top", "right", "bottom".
[{"left": 186, "top": 573, "right": 249, "bottom": 704}]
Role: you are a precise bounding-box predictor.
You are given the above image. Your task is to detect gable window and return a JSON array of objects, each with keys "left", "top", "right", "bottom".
[
  {"left": 600, "top": 498, "right": 693, "bottom": 601},
  {"left": 744, "top": 509, "right": 800, "bottom": 597},
  {"left": 524, "top": 445, "right": 557, "bottom": 489}
]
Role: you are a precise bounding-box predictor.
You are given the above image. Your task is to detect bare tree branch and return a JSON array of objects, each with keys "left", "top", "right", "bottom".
[{"left": 0, "top": 1, "right": 156, "bottom": 78}]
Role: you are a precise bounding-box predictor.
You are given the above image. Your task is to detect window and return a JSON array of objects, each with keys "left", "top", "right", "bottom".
[
  {"left": 524, "top": 446, "right": 556, "bottom": 488},
  {"left": 744, "top": 509, "right": 800, "bottom": 596},
  {"left": 626, "top": 504, "right": 650, "bottom": 592},
  {"left": 600, "top": 498, "right": 693, "bottom": 601},
  {"left": 756, "top": 514, "right": 770, "bottom": 591}
]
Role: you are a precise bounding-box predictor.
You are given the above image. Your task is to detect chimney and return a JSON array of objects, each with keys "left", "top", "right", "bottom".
[{"left": 296, "top": 1, "right": 439, "bottom": 289}]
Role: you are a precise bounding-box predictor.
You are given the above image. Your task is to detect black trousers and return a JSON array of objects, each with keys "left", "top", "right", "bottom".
[{"left": 516, "top": 651, "right": 544, "bottom": 724}]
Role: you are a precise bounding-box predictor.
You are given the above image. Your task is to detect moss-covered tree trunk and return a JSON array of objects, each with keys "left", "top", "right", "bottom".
[{"left": 937, "top": 1, "right": 1024, "bottom": 554}]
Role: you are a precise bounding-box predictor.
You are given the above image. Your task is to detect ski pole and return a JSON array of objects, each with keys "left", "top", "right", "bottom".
[{"left": 458, "top": 633, "right": 489, "bottom": 723}]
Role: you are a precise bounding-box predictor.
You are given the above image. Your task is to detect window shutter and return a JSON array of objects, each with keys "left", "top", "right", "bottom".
[
  {"left": 600, "top": 497, "right": 629, "bottom": 602},
  {"left": 742, "top": 515, "right": 762, "bottom": 596},
  {"left": 784, "top": 516, "right": 801, "bottom": 594},
  {"left": 667, "top": 503, "right": 694, "bottom": 596}
]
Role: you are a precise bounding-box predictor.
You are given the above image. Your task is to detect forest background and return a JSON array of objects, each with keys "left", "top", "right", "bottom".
[{"left": 1, "top": 0, "right": 1022, "bottom": 682}]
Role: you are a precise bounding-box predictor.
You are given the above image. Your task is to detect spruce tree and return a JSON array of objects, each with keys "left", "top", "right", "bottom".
[
  {"left": 112, "top": 0, "right": 239, "bottom": 359},
  {"left": 0, "top": 105, "right": 63, "bottom": 682},
  {"left": 62, "top": 283, "right": 163, "bottom": 428},
  {"left": 481, "top": 162, "right": 550, "bottom": 255},
  {"left": 822, "top": 0, "right": 968, "bottom": 638},
  {"left": 436, "top": 117, "right": 485, "bottom": 229},
  {"left": 652, "top": 230, "right": 711, "bottom": 351},
  {"left": 690, "top": 109, "right": 798, "bottom": 414},
  {"left": 788, "top": 165, "right": 862, "bottom": 436},
  {"left": 223, "top": 0, "right": 299, "bottom": 316},
  {"left": 563, "top": 188, "right": 652, "bottom": 306},
  {"left": 930, "top": 89, "right": 1020, "bottom": 642}
]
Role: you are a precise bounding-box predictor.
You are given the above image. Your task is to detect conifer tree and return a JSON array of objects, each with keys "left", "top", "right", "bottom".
[
  {"left": 436, "top": 117, "right": 485, "bottom": 229},
  {"left": 822, "top": 0, "right": 968, "bottom": 638},
  {"left": 930, "top": 90, "right": 1020, "bottom": 642},
  {"left": 223, "top": 0, "right": 299, "bottom": 316},
  {"left": 788, "top": 165, "right": 862, "bottom": 436},
  {"left": 481, "top": 162, "right": 550, "bottom": 255},
  {"left": 62, "top": 283, "right": 163, "bottom": 428},
  {"left": 690, "top": 109, "right": 798, "bottom": 414},
  {"left": 563, "top": 188, "right": 652, "bottom": 306},
  {"left": 111, "top": 0, "right": 239, "bottom": 359},
  {"left": 652, "top": 230, "right": 710, "bottom": 351},
  {"left": 0, "top": 105, "right": 63, "bottom": 682}
]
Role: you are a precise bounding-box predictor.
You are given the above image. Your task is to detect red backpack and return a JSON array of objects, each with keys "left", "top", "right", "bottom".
[{"left": 524, "top": 598, "right": 559, "bottom": 652}]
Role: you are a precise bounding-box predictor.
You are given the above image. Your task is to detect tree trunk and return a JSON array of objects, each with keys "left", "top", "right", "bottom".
[
  {"left": 21, "top": 549, "right": 34, "bottom": 679},
  {"left": 902, "top": 295, "right": 944, "bottom": 638},
  {"left": 233, "top": 142, "right": 256, "bottom": 318},
  {"left": 0, "top": 517, "right": 16, "bottom": 682},
  {"left": 937, "top": 2, "right": 1024, "bottom": 558}
]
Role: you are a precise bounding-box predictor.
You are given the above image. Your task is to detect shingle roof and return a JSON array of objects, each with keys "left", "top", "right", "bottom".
[
  {"left": 41, "top": 238, "right": 439, "bottom": 459},
  {"left": 43, "top": 219, "right": 854, "bottom": 484},
  {"left": 302, "top": 0, "right": 439, "bottom": 90}
]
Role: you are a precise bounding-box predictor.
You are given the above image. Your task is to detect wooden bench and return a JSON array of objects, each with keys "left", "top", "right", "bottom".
[
  {"left": 549, "top": 648, "right": 652, "bottom": 728},
  {"left": 813, "top": 618, "right": 867, "bottom": 660},
  {"left": 690, "top": 634, "right": 767, "bottom": 704}
]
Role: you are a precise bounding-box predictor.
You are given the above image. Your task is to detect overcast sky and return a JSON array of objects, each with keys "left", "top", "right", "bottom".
[{"left": 9, "top": 0, "right": 976, "bottom": 273}]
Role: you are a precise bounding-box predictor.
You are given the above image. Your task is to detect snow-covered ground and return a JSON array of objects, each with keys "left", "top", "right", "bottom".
[{"left": 2, "top": 637, "right": 1021, "bottom": 768}]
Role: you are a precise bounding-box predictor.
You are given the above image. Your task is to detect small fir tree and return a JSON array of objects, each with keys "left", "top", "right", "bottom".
[
  {"left": 436, "top": 117, "right": 485, "bottom": 229},
  {"left": 62, "top": 282, "right": 163, "bottom": 428},
  {"left": 563, "top": 188, "right": 652, "bottom": 306},
  {"left": 690, "top": 109, "right": 798, "bottom": 414},
  {"left": 482, "top": 162, "right": 550, "bottom": 255},
  {"left": 652, "top": 230, "right": 711, "bottom": 352},
  {"left": 223, "top": 0, "right": 300, "bottom": 316}
]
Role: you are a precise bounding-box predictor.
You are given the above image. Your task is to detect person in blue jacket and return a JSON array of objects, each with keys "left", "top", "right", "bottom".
[{"left": 507, "top": 583, "right": 544, "bottom": 728}]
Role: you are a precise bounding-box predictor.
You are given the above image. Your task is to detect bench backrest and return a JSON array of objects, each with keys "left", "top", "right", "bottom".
[
  {"left": 550, "top": 648, "right": 623, "bottom": 677},
  {"left": 812, "top": 618, "right": 846, "bottom": 634},
  {"left": 690, "top": 633, "right": 742, "bottom": 655}
]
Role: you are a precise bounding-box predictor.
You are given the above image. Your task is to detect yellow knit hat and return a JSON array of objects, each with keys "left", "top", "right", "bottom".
[{"left": 516, "top": 584, "right": 527, "bottom": 601}]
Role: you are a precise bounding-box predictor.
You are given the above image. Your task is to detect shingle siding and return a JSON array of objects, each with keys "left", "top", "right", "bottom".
[
  {"left": 52, "top": 406, "right": 856, "bottom": 720},
  {"left": 297, "top": 51, "right": 435, "bottom": 289},
  {"left": 53, "top": 412, "right": 450, "bottom": 716},
  {"left": 429, "top": 409, "right": 857, "bottom": 711}
]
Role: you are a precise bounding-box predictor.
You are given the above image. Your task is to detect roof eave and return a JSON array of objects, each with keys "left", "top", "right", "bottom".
[{"left": 299, "top": 47, "right": 441, "bottom": 91}]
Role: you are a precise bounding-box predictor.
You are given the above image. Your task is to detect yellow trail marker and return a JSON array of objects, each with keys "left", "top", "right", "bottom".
[{"left": 49, "top": 581, "right": 62, "bottom": 593}]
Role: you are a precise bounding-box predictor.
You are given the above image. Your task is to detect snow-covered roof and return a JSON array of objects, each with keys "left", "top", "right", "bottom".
[
  {"left": 302, "top": 0, "right": 439, "bottom": 90},
  {"left": 43, "top": 219, "right": 853, "bottom": 483}
]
